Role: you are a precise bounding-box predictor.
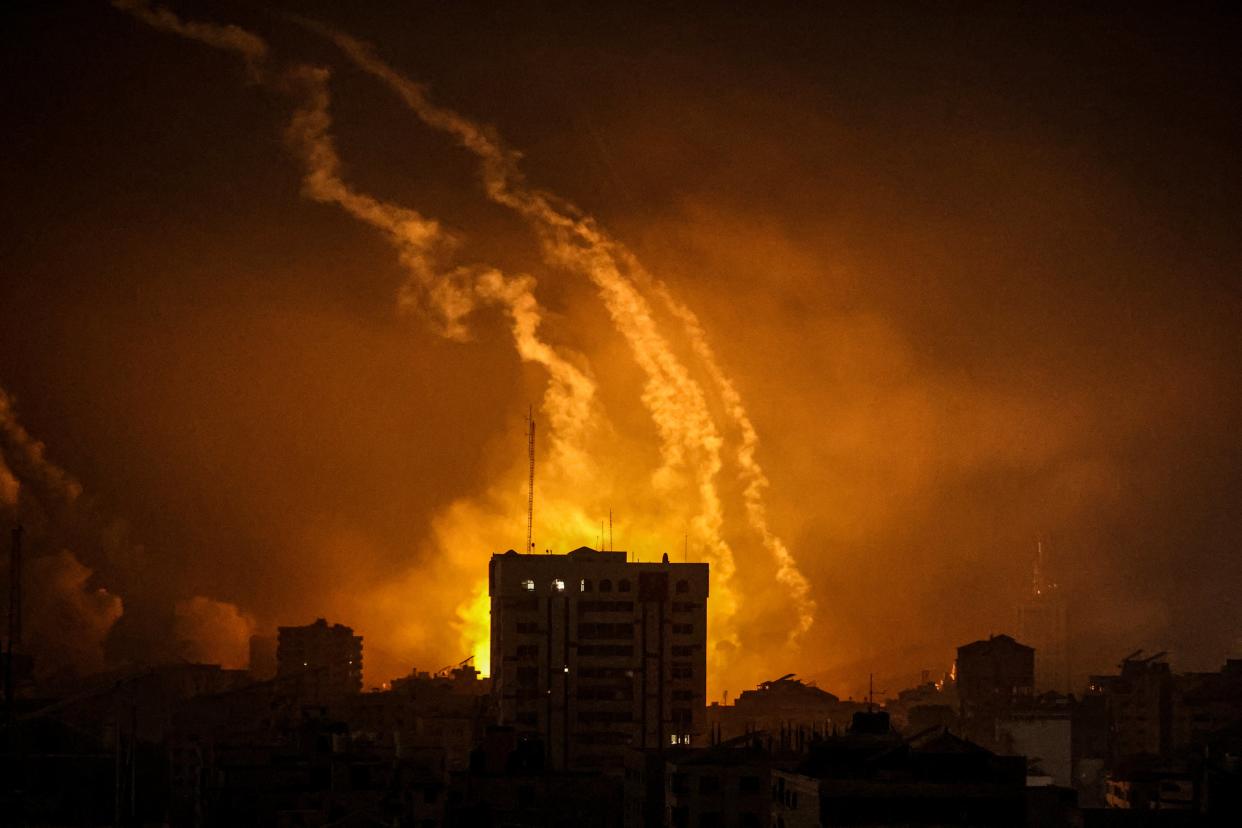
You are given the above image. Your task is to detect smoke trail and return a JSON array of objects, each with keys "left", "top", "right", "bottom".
[
  {"left": 311, "top": 30, "right": 795, "bottom": 653},
  {"left": 281, "top": 64, "right": 600, "bottom": 661},
  {"left": 115, "top": 4, "right": 814, "bottom": 676},
  {"left": 647, "top": 277, "right": 816, "bottom": 641},
  {"left": 111, "top": 0, "right": 266, "bottom": 74},
  {"left": 115, "top": 3, "right": 602, "bottom": 667},
  {"left": 281, "top": 65, "right": 597, "bottom": 470}
]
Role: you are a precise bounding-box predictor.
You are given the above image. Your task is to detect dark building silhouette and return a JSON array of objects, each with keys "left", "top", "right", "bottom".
[
  {"left": 956, "top": 634, "right": 1035, "bottom": 720},
  {"left": 247, "top": 633, "right": 277, "bottom": 681},
  {"left": 1088, "top": 650, "right": 1173, "bottom": 759},
  {"left": 773, "top": 711, "right": 1027, "bottom": 827},
  {"left": 707, "top": 673, "right": 861, "bottom": 744},
  {"left": 277, "top": 617, "right": 363, "bottom": 699},
  {"left": 660, "top": 738, "right": 770, "bottom": 828},
  {"left": 489, "top": 546, "right": 708, "bottom": 771}
]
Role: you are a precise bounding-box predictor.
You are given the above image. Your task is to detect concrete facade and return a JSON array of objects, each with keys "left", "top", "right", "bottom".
[{"left": 490, "top": 546, "right": 709, "bottom": 771}]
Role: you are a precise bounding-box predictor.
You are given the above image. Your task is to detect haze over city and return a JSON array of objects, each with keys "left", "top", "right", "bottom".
[{"left": 3, "top": 0, "right": 1240, "bottom": 704}]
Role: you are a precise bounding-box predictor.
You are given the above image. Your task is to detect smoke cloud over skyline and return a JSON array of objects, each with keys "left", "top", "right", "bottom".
[{"left": 2, "top": 1, "right": 1240, "bottom": 697}]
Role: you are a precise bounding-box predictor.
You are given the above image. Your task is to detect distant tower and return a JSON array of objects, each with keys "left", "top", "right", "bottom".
[
  {"left": 1017, "top": 541, "right": 1069, "bottom": 693},
  {"left": 526, "top": 410, "right": 536, "bottom": 553}
]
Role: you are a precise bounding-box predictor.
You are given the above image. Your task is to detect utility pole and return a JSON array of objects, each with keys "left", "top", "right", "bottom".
[{"left": 5, "top": 525, "right": 22, "bottom": 725}]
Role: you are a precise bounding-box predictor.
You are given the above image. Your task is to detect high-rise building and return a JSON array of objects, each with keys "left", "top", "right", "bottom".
[
  {"left": 1017, "top": 543, "right": 1069, "bottom": 693},
  {"left": 489, "top": 546, "right": 709, "bottom": 771},
  {"left": 276, "top": 618, "right": 363, "bottom": 699}
]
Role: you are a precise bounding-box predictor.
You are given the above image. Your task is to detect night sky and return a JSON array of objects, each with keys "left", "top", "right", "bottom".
[{"left": 2, "top": 1, "right": 1240, "bottom": 697}]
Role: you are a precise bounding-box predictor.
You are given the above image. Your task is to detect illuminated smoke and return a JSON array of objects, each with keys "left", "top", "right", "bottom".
[
  {"left": 648, "top": 278, "right": 816, "bottom": 642},
  {"left": 0, "top": 455, "right": 17, "bottom": 509},
  {"left": 4, "top": 384, "right": 264, "bottom": 677},
  {"left": 0, "top": 388, "right": 83, "bottom": 507},
  {"left": 173, "top": 595, "right": 256, "bottom": 669},
  {"left": 114, "top": 4, "right": 819, "bottom": 689},
  {"left": 281, "top": 65, "right": 602, "bottom": 664},
  {"left": 318, "top": 27, "right": 818, "bottom": 654},
  {"left": 2, "top": 390, "right": 125, "bottom": 678},
  {"left": 111, "top": 0, "right": 266, "bottom": 74},
  {"left": 115, "top": 3, "right": 606, "bottom": 672},
  {"left": 26, "top": 551, "right": 125, "bottom": 679},
  {"left": 319, "top": 31, "right": 749, "bottom": 660}
]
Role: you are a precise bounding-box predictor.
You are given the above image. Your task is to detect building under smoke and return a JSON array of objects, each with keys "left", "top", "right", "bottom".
[
  {"left": 489, "top": 546, "right": 708, "bottom": 771},
  {"left": 276, "top": 617, "right": 362, "bottom": 699},
  {"left": 1017, "top": 544, "right": 1069, "bottom": 693}
]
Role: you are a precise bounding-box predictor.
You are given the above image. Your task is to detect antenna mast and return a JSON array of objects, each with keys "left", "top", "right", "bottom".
[{"left": 526, "top": 409, "right": 536, "bottom": 554}]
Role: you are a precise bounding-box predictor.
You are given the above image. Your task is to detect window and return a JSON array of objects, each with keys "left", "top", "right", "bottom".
[
  {"left": 579, "top": 666, "right": 631, "bottom": 679},
  {"left": 671, "top": 663, "right": 694, "bottom": 679},
  {"left": 578, "top": 685, "right": 633, "bottom": 701},
  {"left": 515, "top": 644, "right": 538, "bottom": 660},
  {"left": 618, "top": 579, "right": 632, "bottom": 593},
  {"left": 580, "top": 578, "right": 592, "bottom": 592},
  {"left": 676, "top": 579, "right": 689, "bottom": 594},
  {"left": 579, "top": 600, "right": 634, "bottom": 613},
  {"left": 673, "top": 690, "right": 697, "bottom": 701},
  {"left": 699, "top": 775, "right": 720, "bottom": 794},
  {"left": 673, "top": 623, "right": 694, "bottom": 634},
  {"left": 553, "top": 579, "right": 566, "bottom": 592},
  {"left": 739, "top": 776, "right": 762, "bottom": 794},
  {"left": 522, "top": 579, "right": 535, "bottom": 592},
  {"left": 578, "top": 644, "right": 634, "bottom": 657},
  {"left": 600, "top": 579, "right": 613, "bottom": 593},
  {"left": 578, "top": 710, "right": 632, "bottom": 724},
  {"left": 578, "top": 622, "right": 634, "bottom": 639},
  {"left": 672, "top": 645, "right": 698, "bottom": 657},
  {"left": 516, "top": 622, "right": 539, "bottom": 633}
]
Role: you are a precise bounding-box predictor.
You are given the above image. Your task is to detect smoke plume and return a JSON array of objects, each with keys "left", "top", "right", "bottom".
[
  {"left": 26, "top": 551, "right": 124, "bottom": 680},
  {"left": 173, "top": 595, "right": 256, "bottom": 669},
  {"left": 113, "top": 1, "right": 818, "bottom": 691}
]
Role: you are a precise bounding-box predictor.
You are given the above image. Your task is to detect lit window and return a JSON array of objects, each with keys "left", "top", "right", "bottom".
[
  {"left": 522, "top": 579, "right": 535, "bottom": 592},
  {"left": 580, "top": 578, "right": 592, "bottom": 592},
  {"left": 553, "top": 579, "right": 566, "bottom": 592}
]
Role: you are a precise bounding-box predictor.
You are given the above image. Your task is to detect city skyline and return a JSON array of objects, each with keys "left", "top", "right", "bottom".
[{"left": 2, "top": 1, "right": 1241, "bottom": 702}]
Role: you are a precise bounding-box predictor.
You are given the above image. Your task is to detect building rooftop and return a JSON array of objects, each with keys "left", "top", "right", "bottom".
[
  {"left": 957, "top": 634, "right": 1034, "bottom": 655},
  {"left": 491, "top": 546, "right": 706, "bottom": 567}
]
